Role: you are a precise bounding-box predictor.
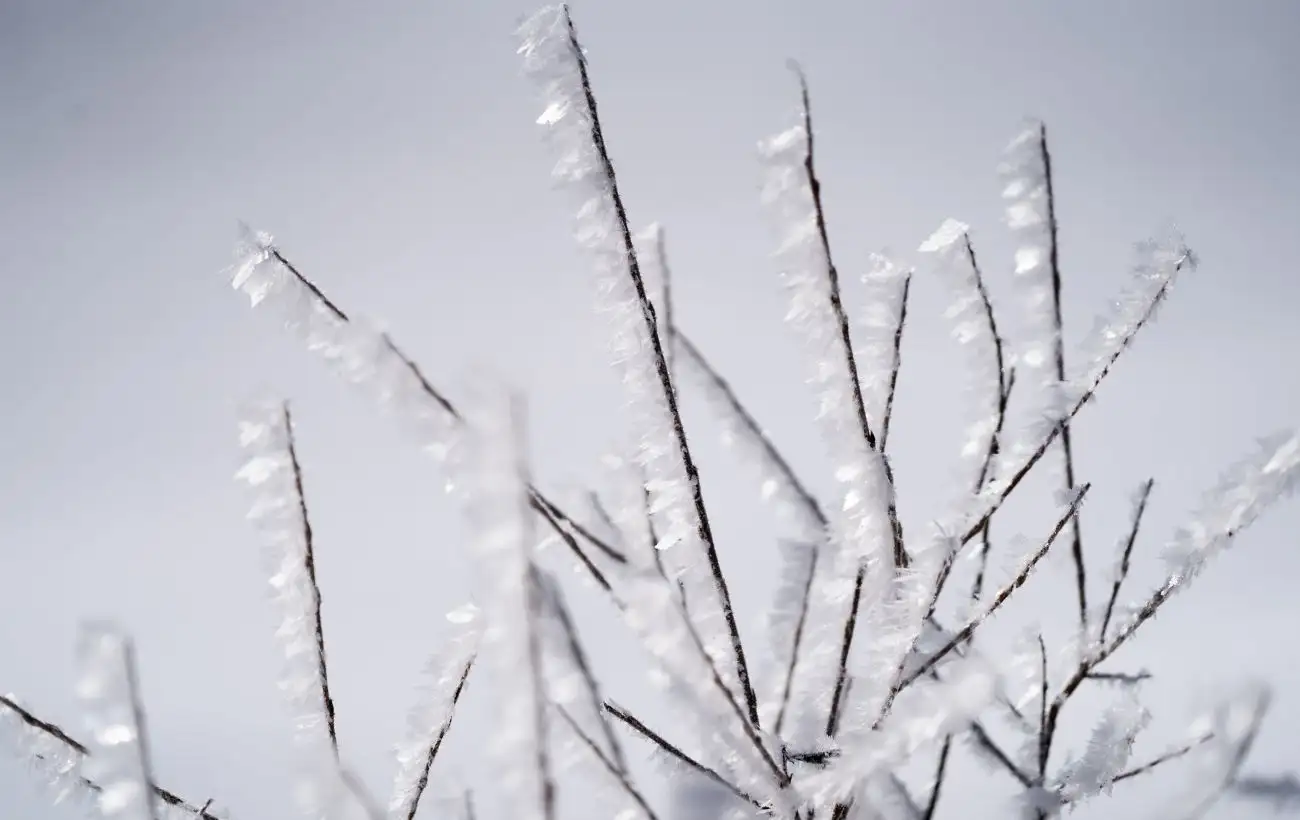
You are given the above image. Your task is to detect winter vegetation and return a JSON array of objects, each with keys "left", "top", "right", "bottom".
[{"left": 4, "top": 5, "right": 1300, "bottom": 820}]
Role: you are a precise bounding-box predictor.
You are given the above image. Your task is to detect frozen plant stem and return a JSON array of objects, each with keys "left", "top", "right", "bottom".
[
  {"left": 531, "top": 4, "right": 758, "bottom": 728},
  {"left": 282, "top": 404, "right": 339, "bottom": 759},
  {"left": 1037, "top": 125, "right": 1089, "bottom": 635}
]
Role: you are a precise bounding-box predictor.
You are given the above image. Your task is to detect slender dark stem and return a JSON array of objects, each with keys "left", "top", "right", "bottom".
[
  {"left": 556, "top": 705, "right": 659, "bottom": 820},
  {"left": 790, "top": 62, "right": 907, "bottom": 571},
  {"left": 263, "top": 247, "right": 621, "bottom": 590},
  {"left": 930, "top": 234, "right": 1012, "bottom": 610},
  {"left": 399, "top": 655, "right": 475, "bottom": 820},
  {"left": 922, "top": 736, "right": 953, "bottom": 820},
  {"left": 1099, "top": 478, "right": 1155, "bottom": 641},
  {"left": 898, "top": 485, "right": 1090, "bottom": 692},
  {"left": 0, "top": 695, "right": 222, "bottom": 820},
  {"left": 1037, "top": 123, "right": 1089, "bottom": 634},
  {"left": 1035, "top": 633, "right": 1050, "bottom": 781},
  {"left": 676, "top": 333, "right": 828, "bottom": 530},
  {"left": 957, "top": 253, "right": 1185, "bottom": 548},
  {"left": 824, "top": 563, "right": 865, "bottom": 736},
  {"left": 530, "top": 496, "right": 616, "bottom": 595},
  {"left": 535, "top": 569, "right": 628, "bottom": 774},
  {"left": 773, "top": 542, "right": 819, "bottom": 737},
  {"left": 879, "top": 273, "right": 911, "bottom": 454},
  {"left": 1110, "top": 734, "right": 1213, "bottom": 785},
  {"left": 282, "top": 403, "right": 338, "bottom": 758},
  {"left": 603, "top": 701, "right": 763, "bottom": 811},
  {"left": 561, "top": 7, "right": 758, "bottom": 726}
]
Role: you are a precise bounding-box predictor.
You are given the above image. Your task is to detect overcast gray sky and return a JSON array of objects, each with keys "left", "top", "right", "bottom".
[{"left": 2, "top": 2, "right": 1298, "bottom": 819}]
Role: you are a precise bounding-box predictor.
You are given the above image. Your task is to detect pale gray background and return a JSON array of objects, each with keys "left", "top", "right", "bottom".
[{"left": 2, "top": 2, "right": 1298, "bottom": 819}]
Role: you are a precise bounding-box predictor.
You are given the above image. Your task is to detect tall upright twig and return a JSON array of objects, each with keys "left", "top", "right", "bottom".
[{"left": 520, "top": 6, "right": 758, "bottom": 726}]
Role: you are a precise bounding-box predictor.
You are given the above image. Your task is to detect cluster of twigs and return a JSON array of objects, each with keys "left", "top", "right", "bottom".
[{"left": 3, "top": 5, "right": 1299, "bottom": 820}]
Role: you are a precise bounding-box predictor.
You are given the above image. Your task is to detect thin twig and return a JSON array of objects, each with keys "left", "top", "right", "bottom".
[
  {"left": 898, "top": 485, "right": 1091, "bottom": 692},
  {"left": 922, "top": 735, "right": 953, "bottom": 820},
  {"left": 1111, "top": 734, "right": 1214, "bottom": 785},
  {"left": 790, "top": 62, "right": 907, "bottom": 570},
  {"left": 930, "top": 234, "right": 1013, "bottom": 610},
  {"left": 603, "top": 701, "right": 763, "bottom": 811},
  {"left": 261, "top": 247, "right": 622, "bottom": 587},
  {"left": 561, "top": 7, "right": 758, "bottom": 726},
  {"left": 957, "top": 251, "right": 1186, "bottom": 548},
  {"left": 1036, "top": 124, "right": 1089, "bottom": 634},
  {"left": 396, "top": 656, "right": 475, "bottom": 820},
  {"left": 1099, "top": 479, "right": 1155, "bottom": 641},
  {"left": 879, "top": 273, "right": 912, "bottom": 454},
  {"left": 535, "top": 569, "right": 628, "bottom": 775},
  {"left": 282, "top": 404, "right": 338, "bottom": 758},
  {"left": 0, "top": 694, "right": 222, "bottom": 820},
  {"left": 556, "top": 704, "right": 660, "bottom": 820}
]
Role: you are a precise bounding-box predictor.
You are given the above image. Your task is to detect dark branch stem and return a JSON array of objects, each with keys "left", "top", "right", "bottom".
[
  {"left": 1099, "top": 479, "right": 1155, "bottom": 641},
  {"left": 281, "top": 404, "right": 338, "bottom": 758},
  {"left": 562, "top": 7, "right": 758, "bottom": 726},
  {"left": 603, "top": 701, "right": 763, "bottom": 811},
  {"left": 1038, "top": 123, "right": 1089, "bottom": 635}
]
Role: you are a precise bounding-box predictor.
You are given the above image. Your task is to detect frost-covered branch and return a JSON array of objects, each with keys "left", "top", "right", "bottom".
[
  {"left": 956, "top": 240, "right": 1196, "bottom": 549},
  {"left": 1099, "top": 479, "right": 1155, "bottom": 642},
  {"left": 999, "top": 122, "right": 1087, "bottom": 633},
  {"left": 518, "top": 4, "right": 757, "bottom": 726},
  {"left": 387, "top": 606, "right": 480, "bottom": 820},
  {"left": 236, "top": 402, "right": 339, "bottom": 758},
  {"left": 554, "top": 705, "right": 659, "bottom": 820},
  {"left": 917, "top": 223, "right": 1013, "bottom": 610},
  {"left": 0, "top": 694, "right": 221, "bottom": 820},
  {"left": 898, "top": 485, "right": 1091, "bottom": 692},
  {"left": 226, "top": 234, "right": 620, "bottom": 595},
  {"left": 602, "top": 701, "right": 763, "bottom": 812}
]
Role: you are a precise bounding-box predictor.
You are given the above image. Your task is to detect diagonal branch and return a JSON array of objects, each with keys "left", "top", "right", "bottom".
[
  {"left": 603, "top": 701, "right": 764, "bottom": 811},
  {"left": 898, "top": 485, "right": 1091, "bottom": 692},
  {"left": 555, "top": 704, "right": 659, "bottom": 820},
  {"left": 1099, "top": 478, "right": 1155, "bottom": 641},
  {"left": 0, "top": 694, "right": 222, "bottom": 820},
  {"left": 957, "top": 252, "right": 1192, "bottom": 549}
]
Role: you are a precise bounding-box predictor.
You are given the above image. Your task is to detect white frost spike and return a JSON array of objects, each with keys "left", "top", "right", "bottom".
[
  {"left": 1055, "top": 694, "right": 1150, "bottom": 802},
  {"left": 76, "top": 624, "right": 158, "bottom": 820},
  {"left": 518, "top": 5, "right": 741, "bottom": 706},
  {"left": 455, "top": 384, "right": 553, "bottom": 820},
  {"left": 236, "top": 402, "right": 336, "bottom": 756},
  {"left": 1160, "top": 428, "right": 1300, "bottom": 590},
  {"left": 387, "top": 605, "right": 481, "bottom": 820},
  {"left": 226, "top": 226, "right": 460, "bottom": 464},
  {"left": 855, "top": 252, "right": 911, "bottom": 433}
]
